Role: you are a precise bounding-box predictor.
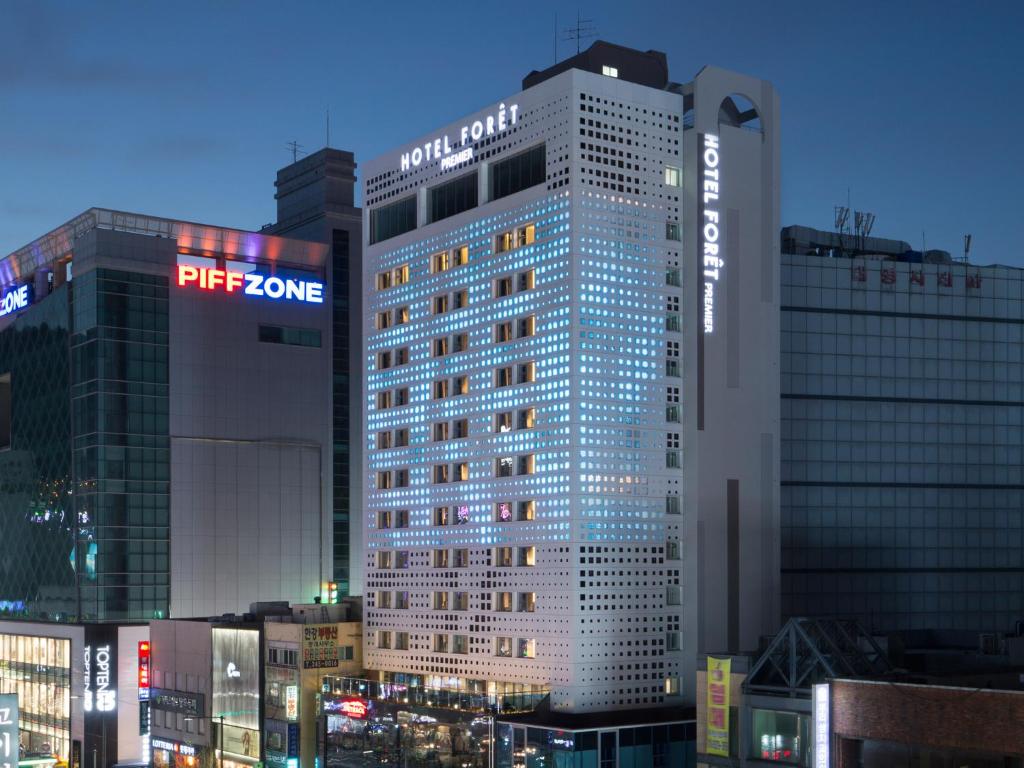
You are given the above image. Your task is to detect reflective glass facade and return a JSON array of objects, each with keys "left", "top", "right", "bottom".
[
  {"left": 0, "top": 284, "right": 75, "bottom": 618},
  {"left": 332, "top": 229, "right": 353, "bottom": 594},
  {"left": 496, "top": 722, "right": 695, "bottom": 768},
  {"left": 71, "top": 269, "right": 170, "bottom": 622},
  {"left": 0, "top": 632, "right": 73, "bottom": 759},
  {"left": 781, "top": 254, "right": 1024, "bottom": 632},
  {"left": 1, "top": 268, "right": 170, "bottom": 622}
]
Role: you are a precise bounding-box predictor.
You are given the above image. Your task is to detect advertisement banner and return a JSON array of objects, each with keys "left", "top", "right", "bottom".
[
  {"left": 813, "top": 683, "right": 830, "bottom": 768},
  {"left": 706, "top": 656, "right": 731, "bottom": 757},
  {"left": 219, "top": 723, "right": 260, "bottom": 760},
  {"left": 302, "top": 624, "right": 339, "bottom": 669},
  {"left": 212, "top": 628, "right": 260, "bottom": 730}
]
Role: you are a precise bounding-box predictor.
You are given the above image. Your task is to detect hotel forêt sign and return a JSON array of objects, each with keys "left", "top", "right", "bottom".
[
  {"left": 700, "top": 133, "right": 723, "bottom": 335},
  {"left": 400, "top": 102, "right": 520, "bottom": 173}
]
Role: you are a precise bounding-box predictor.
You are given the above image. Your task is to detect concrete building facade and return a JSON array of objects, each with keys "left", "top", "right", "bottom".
[
  {"left": 360, "top": 41, "right": 781, "bottom": 712},
  {"left": 0, "top": 209, "right": 333, "bottom": 622}
]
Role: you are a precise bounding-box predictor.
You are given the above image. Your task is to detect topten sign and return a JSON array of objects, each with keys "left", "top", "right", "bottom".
[
  {"left": 400, "top": 102, "right": 519, "bottom": 172},
  {"left": 177, "top": 264, "right": 324, "bottom": 304},
  {"left": 84, "top": 643, "right": 116, "bottom": 713}
]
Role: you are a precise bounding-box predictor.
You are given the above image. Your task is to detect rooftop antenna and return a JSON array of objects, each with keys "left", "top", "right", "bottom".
[
  {"left": 554, "top": 11, "right": 558, "bottom": 64},
  {"left": 854, "top": 210, "right": 875, "bottom": 255},
  {"left": 562, "top": 10, "right": 597, "bottom": 55},
  {"left": 326, "top": 109, "right": 330, "bottom": 148},
  {"left": 833, "top": 205, "right": 850, "bottom": 258},
  {"left": 963, "top": 234, "right": 972, "bottom": 264},
  {"left": 287, "top": 141, "right": 306, "bottom": 163}
]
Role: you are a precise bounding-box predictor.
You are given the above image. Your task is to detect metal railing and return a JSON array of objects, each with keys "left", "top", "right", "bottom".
[{"left": 326, "top": 677, "right": 547, "bottom": 714}]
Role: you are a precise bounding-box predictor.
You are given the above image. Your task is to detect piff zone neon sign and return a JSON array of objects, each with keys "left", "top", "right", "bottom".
[{"left": 177, "top": 264, "right": 324, "bottom": 304}]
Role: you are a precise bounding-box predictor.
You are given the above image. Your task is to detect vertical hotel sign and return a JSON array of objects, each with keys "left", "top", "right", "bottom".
[
  {"left": 706, "top": 656, "right": 730, "bottom": 756},
  {"left": 700, "top": 133, "right": 722, "bottom": 335}
]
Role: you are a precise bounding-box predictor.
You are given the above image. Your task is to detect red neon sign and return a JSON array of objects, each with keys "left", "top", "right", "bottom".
[
  {"left": 138, "top": 640, "right": 151, "bottom": 698},
  {"left": 339, "top": 699, "right": 367, "bottom": 719}
]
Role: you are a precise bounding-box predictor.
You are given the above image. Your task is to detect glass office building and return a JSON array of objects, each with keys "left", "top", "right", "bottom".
[
  {"left": 781, "top": 236, "right": 1024, "bottom": 633},
  {"left": 1, "top": 209, "right": 333, "bottom": 623}
]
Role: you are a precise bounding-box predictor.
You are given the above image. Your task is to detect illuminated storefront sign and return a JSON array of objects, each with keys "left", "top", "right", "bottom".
[
  {"left": 285, "top": 685, "right": 298, "bottom": 721},
  {"left": 549, "top": 732, "right": 573, "bottom": 750},
  {"left": 138, "top": 641, "right": 151, "bottom": 700},
  {"left": 706, "top": 656, "right": 730, "bottom": 757},
  {"left": 323, "top": 697, "right": 367, "bottom": 719},
  {"left": 0, "top": 284, "right": 33, "bottom": 319},
  {"left": 400, "top": 103, "right": 520, "bottom": 172},
  {"left": 84, "top": 643, "right": 116, "bottom": 712},
  {"left": 813, "top": 683, "right": 830, "bottom": 768},
  {"left": 152, "top": 738, "right": 196, "bottom": 757},
  {"left": 176, "top": 264, "right": 324, "bottom": 304},
  {"left": 701, "top": 133, "right": 722, "bottom": 334}
]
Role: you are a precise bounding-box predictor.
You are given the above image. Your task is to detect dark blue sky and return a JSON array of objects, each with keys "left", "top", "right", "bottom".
[{"left": 2, "top": 0, "right": 1021, "bottom": 263}]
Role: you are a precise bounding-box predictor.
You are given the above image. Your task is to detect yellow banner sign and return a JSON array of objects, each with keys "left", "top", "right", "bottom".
[{"left": 706, "top": 656, "right": 731, "bottom": 757}]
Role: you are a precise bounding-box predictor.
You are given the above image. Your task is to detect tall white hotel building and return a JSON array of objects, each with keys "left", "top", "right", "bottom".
[{"left": 362, "top": 42, "right": 781, "bottom": 711}]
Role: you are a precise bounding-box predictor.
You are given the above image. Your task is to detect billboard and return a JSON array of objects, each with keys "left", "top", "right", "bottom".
[
  {"left": 212, "top": 628, "right": 260, "bottom": 730},
  {"left": 706, "top": 656, "right": 731, "bottom": 757},
  {"left": 301, "top": 624, "right": 339, "bottom": 669}
]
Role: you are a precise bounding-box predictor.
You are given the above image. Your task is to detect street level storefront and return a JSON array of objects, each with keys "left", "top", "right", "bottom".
[
  {"left": 263, "top": 601, "right": 362, "bottom": 768},
  {"left": 319, "top": 677, "right": 547, "bottom": 767},
  {"left": 150, "top": 603, "right": 362, "bottom": 768},
  {"left": 149, "top": 620, "right": 261, "bottom": 768},
  {"left": 0, "top": 620, "right": 149, "bottom": 768},
  {"left": 694, "top": 618, "right": 892, "bottom": 768},
  {"left": 496, "top": 705, "right": 696, "bottom": 768},
  {"left": 322, "top": 693, "right": 493, "bottom": 767}
]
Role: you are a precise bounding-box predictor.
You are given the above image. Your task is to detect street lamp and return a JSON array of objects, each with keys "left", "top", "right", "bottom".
[{"left": 183, "top": 714, "right": 225, "bottom": 768}]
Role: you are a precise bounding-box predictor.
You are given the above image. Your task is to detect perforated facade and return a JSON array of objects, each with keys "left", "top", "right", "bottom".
[{"left": 363, "top": 48, "right": 781, "bottom": 712}]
